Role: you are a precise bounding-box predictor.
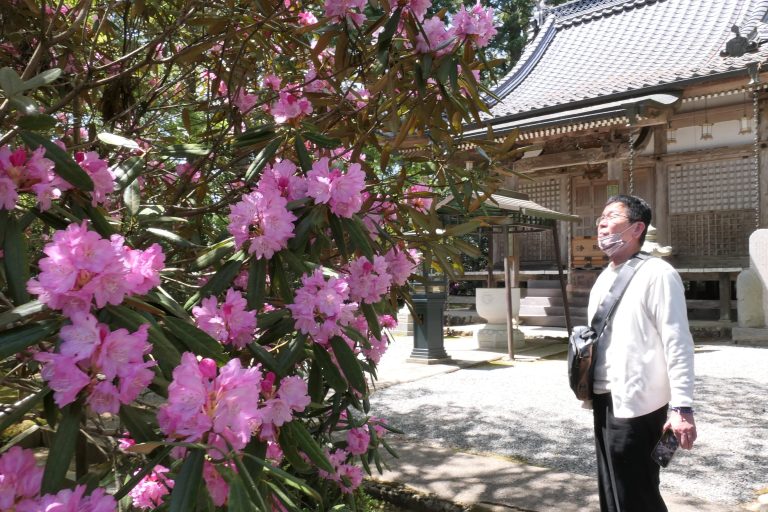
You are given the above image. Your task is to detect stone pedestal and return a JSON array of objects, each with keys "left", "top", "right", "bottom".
[
  {"left": 394, "top": 304, "right": 414, "bottom": 336},
  {"left": 734, "top": 229, "right": 768, "bottom": 345},
  {"left": 474, "top": 288, "right": 525, "bottom": 350}
]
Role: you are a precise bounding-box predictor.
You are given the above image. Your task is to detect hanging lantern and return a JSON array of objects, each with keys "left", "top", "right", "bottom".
[
  {"left": 700, "top": 122, "right": 713, "bottom": 140},
  {"left": 739, "top": 114, "right": 753, "bottom": 134},
  {"left": 666, "top": 124, "right": 677, "bottom": 144}
]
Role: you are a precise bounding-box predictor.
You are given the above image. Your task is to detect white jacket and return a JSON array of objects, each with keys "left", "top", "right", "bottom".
[{"left": 587, "top": 256, "right": 695, "bottom": 418}]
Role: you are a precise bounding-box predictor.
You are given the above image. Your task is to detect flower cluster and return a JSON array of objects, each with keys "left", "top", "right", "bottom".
[
  {"left": 192, "top": 288, "right": 257, "bottom": 349},
  {"left": 128, "top": 465, "right": 174, "bottom": 510},
  {"left": 26, "top": 222, "right": 165, "bottom": 316},
  {"left": 158, "top": 353, "right": 264, "bottom": 454},
  {"left": 384, "top": 246, "right": 422, "bottom": 286},
  {"left": 324, "top": 0, "right": 367, "bottom": 25},
  {"left": 257, "top": 374, "right": 312, "bottom": 441},
  {"left": 306, "top": 158, "right": 366, "bottom": 218},
  {"left": 288, "top": 269, "right": 358, "bottom": 345},
  {"left": 0, "top": 145, "right": 58, "bottom": 210},
  {"left": 271, "top": 88, "right": 313, "bottom": 124},
  {"left": 318, "top": 449, "right": 364, "bottom": 494},
  {"left": 0, "top": 447, "right": 116, "bottom": 512},
  {"left": 74, "top": 151, "right": 115, "bottom": 206},
  {"left": 453, "top": 1, "right": 497, "bottom": 48},
  {"left": 228, "top": 187, "right": 297, "bottom": 259},
  {"left": 345, "top": 255, "right": 393, "bottom": 304},
  {"left": 406, "top": 184, "right": 433, "bottom": 213},
  {"left": 259, "top": 160, "right": 308, "bottom": 201},
  {"left": 36, "top": 312, "right": 155, "bottom": 412}
]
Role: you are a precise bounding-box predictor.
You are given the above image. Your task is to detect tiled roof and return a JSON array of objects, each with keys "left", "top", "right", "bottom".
[{"left": 488, "top": 0, "right": 768, "bottom": 120}]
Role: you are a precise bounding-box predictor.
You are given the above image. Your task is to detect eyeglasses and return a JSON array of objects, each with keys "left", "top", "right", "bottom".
[{"left": 595, "top": 213, "right": 631, "bottom": 226}]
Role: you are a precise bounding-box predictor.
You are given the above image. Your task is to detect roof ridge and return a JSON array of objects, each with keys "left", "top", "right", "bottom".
[{"left": 548, "top": 0, "right": 653, "bottom": 23}]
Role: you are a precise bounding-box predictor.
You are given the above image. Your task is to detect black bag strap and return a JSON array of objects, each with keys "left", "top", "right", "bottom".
[{"left": 590, "top": 252, "right": 650, "bottom": 338}]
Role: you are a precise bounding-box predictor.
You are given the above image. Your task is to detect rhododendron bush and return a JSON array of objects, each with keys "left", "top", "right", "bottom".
[{"left": 0, "top": 0, "right": 505, "bottom": 509}]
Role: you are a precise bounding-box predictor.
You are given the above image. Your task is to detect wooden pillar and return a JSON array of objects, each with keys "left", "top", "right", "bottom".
[
  {"left": 759, "top": 96, "right": 768, "bottom": 228},
  {"left": 607, "top": 158, "right": 623, "bottom": 192},
  {"left": 654, "top": 125, "right": 670, "bottom": 245},
  {"left": 719, "top": 272, "right": 732, "bottom": 321}
]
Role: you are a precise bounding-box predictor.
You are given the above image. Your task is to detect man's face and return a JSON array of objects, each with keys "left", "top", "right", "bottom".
[{"left": 596, "top": 202, "right": 633, "bottom": 239}]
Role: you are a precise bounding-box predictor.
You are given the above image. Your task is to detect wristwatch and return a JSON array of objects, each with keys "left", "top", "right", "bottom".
[{"left": 669, "top": 406, "right": 694, "bottom": 414}]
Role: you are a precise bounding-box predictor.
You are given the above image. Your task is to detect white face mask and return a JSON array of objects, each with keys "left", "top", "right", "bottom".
[{"left": 597, "top": 225, "right": 634, "bottom": 257}]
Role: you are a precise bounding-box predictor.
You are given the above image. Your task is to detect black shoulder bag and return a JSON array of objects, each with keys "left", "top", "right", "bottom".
[{"left": 567, "top": 253, "right": 649, "bottom": 400}]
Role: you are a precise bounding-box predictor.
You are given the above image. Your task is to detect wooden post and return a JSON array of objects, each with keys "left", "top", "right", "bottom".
[
  {"left": 504, "top": 255, "right": 515, "bottom": 360},
  {"left": 552, "top": 223, "right": 573, "bottom": 333},
  {"left": 719, "top": 272, "right": 732, "bottom": 321},
  {"left": 486, "top": 228, "right": 494, "bottom": 288}
]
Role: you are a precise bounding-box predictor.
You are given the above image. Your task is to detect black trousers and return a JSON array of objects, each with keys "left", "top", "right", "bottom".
[{"left": 593, "top": 393, "right": 668, "bottom": 512}]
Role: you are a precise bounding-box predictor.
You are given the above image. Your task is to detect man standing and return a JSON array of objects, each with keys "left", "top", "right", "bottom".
[{"left": 589, "top": 195, "right": 697, "bottom": 512}]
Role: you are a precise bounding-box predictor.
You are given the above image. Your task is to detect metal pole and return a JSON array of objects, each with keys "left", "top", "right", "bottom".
[
  {"left": 552, "top": 223, "right": 573, "bottom": 333},
  {"left": 504, "top": 255, "right": 515, "bottom": 360}
]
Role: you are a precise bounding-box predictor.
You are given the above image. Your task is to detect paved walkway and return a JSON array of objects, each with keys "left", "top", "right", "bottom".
[{"left": 369, "top": 326, "right": 760, "bottom": 512}]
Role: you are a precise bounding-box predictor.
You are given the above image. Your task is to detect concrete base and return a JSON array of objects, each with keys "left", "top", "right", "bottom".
[
  {"left": 732, "top": 327, "right": 768, "bottom": 346},
  {"left": 394, "top": 306, "right": 414, "bottom": 336},
  {"left": 405, "top": 356, "right": 454, "bottom": 365},
  {"left": 475, "top": 323, "right": 526, "bottom": 350}
]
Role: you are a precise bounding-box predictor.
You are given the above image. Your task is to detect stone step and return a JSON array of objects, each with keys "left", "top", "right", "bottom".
[
  {"left": 523, "top": 288, "right": 563, "bottom": 298},
  {"left": 526, "top": 280, "right": 563, "bottom": 289},
  {"left": 521, "top": 296, "right": 564, "bottom": 306},
  {"left": 519, "top": 305, "right": 588, "bottom": 317},
  {"left": 519, "top": 315, "right": 588, "bottom": 328}
]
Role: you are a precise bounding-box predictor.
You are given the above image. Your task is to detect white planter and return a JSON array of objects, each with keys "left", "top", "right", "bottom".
[{"left": 475, "top": 288, "right": 520, "bottom": 325}]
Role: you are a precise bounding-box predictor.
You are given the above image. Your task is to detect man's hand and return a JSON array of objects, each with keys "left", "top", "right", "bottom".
[{"left": 664, "top": 411, "right": 697, "bottom": 449}]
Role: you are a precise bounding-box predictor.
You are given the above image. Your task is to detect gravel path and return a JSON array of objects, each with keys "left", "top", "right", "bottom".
[{"left": 368, "top": 343, "right": 768, "bottom": 507}]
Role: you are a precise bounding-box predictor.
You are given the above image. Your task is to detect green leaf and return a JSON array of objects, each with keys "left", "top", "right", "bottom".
[
  {"left": 242, "top": 437, "right": 268, "bottom": 484},
  {"left": 276, "top": 333, "right": 308, "bottom": 377},
  {"left": 41, "top": 400, "right": 82, "bottom": 494},
  {"left": 191, "top": 238, "right": 235, "bottom": 271},
  {"left": 312, "top": 343, "right": 347, "bottom": 393},
  {"left": 233, "top": 124, "right": 276, "bottom": 148},
  {"left": 244, "top": 137, "right": 282, "bottom": 183},
  {"left": 163, "top": 316, "right": 227, "bottom": 364},
  {"left": 278, "top": 424, "right": 313, "bottom": 473},
  {"left": 362, "top": 303, "right": 382, "bottom": 341},
  {"left": 22, "top": 68, "right": 62, "bottom": 90},
  {"left": 247, "top": 343, "right": 281, "bottom": 375},
  {"left": 377, "top": 8, "right": 402, "bottom": 64},
  {"left": 8, "top": 95, "right": 38, "bottom": 114},
  {"left": 0, "top": 320, "right": 58, "bottom": 360},
  {"left": 330, "top": 336, "right": 366, "bottom": 392},
  {"left": 159, "top": 144, "right": 211, "bottom": 157},
  {"left": 183, "top": 251, "right": 246, "bottom": 309},
  {"left": 146, "top": 227, "right": 200, "bottom": 248},
  {"left": 0, "top": 388, "right": 49, "bottom": 434},
  {"left": 147, "top": 287, "right": 188, "bottom": 319},
  {"left": 168, "top": 448, "right": 205, "bottom": 512},
  {"left": 80, "top": 203, "right": 116, "bottom": 237},
  {"left": 19, "top": 131, "right": 94, "bottom": 191},
  {"left": 328, "top": 215, "right": 349, "bottom": 261},
  {"left": 252, "top": 316, "right": 294, "bottom": 349},
  {"left": 123, "top": 179, "right": 141, "bottom": 216},
  {"left": 294, "top": 133, "right": 313, "bottom": 172},
  {"left": 98, "top": 132, "right": 140, "bottom": 149},
  {"left": 302, "top": 131, "right": 342, "bottom": 149},
  {"left": 16, "top": 114, "right": 57, "bottom": 130},
  {"left": 308, "top": 359, "right": 325, "bottom": 403},
  {"left": 119, "top": 405, "right": 161, "bottom": 443},
  {"left": 0, "top": 67, "right": 24, "bottom": 95},
  {"left": 3, "top": 216, "right": 30, "bottom": 304},
  {"left": 228, "top": 476, "right": 259, "bottom": 512},
  {"left": 269, "top": 253, "right": 294, "bottom": 304},
  {"left": 343, "top": 216, "right": 374, "bottom": 259},
  {"left": 246, "top": 257, "right": 267, "bottom": 310},
  {"left": 113, "top": 156, "right": 145, "bottom": 190},
  {"left": 283, "top": 421, "right": 335, "bottom": 474},
  {"left": 114, "top": 445, "right": 172, "bottom": 501}
]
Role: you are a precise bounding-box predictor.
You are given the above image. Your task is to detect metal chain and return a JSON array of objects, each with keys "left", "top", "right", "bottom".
[
  {"left": 753, "top": 85, "right": 760, "bottom": 229},
  {"left": 628, "top": 129, "right": 635, "bottom": 196}
]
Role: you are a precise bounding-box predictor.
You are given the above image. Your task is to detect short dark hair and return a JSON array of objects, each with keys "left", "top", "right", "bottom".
[{"left": 605, "top": 194, "right": 652, "bottom": 245}]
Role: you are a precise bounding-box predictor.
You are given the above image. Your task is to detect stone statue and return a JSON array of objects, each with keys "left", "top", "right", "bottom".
[{"left": 641, "top": 224, "right": 672, "bottom": 257}]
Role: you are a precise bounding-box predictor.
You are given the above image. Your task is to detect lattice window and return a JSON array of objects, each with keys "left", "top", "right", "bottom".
[
  {"left": 669, "top": 159, "right": 754, "bottom": 213},
  {"left": 518, "top": 180, "right": 561, "bottom": 264},
  {"left": 668, "top": 158, "right": 756, "bottom": 258}
]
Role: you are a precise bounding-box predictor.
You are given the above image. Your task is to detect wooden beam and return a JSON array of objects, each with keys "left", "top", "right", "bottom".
[{"left": 512, "top": 147, "right": 625, "bottom": 172}]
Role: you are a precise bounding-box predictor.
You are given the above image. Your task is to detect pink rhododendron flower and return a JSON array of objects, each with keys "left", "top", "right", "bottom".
[
  {"left": 452, "top": 1, "right": 497, "bottom": 48},
  {"left": 345, "top": 315, "right": 389, "bottom": 363},
  {"left": 258, "top": 160, "right": 308, "bottom": 201},
  {"left": 36, "top": 313, "right": 155, "bottom": 412},
  {"left": 0, "top": 447, "right": 43, "bottom": 511},
  {"left": 26, "top": 222, "right": 165, "bottom": 315},
  {"left": 306, "top": 158, "right": 366, "bottom": 218},
  {"left": 0, "top": 145, "right": 59, "bottom": 210},
  {"left": 298, "top": 10, "right": 318, "bottom": 25},
  {"left": 384, "top": 246, "right": 422, "bottom": 286},
  {"left": 304, "top": 65, "right": 332, "bottom": 93},
  {"left": 18, "top": 484, "right": 117, "bottom": 512},
  {"left": 317, "top": 448, "right": 364, "bottom": 494},
  {"left": 234, "top": 90, "right": 259, "bottom": 113},
  {"left": 192, "top": 288, "right": 257, "bottom": 348},
  {"left": 277, "top": 375, "right": 311, "bottom": 411},
  {"left": 128, "top": 465, "right": 174, "bottom": 509},
  {"left": 228, "top": 187, "right": 297, "bottom": 259},
  {"left": 396, "top": 0, "right": 431, "bottom": 20},
  {"left": 263, "top": 74, "right": 282, "bottom": 91},
  {"left": 406, "top": 184, "right": 433, "bottom": 212},
  {"left": 324, "top": 0, "right": 367, "bottom": 25},
  {"left": 414, "top": 17, "right": 454, "bottom": 55},
  {"left": 346, "top": 426, "right": 370, "bottom": 455},
  {"left": 157, "top": 353, "right": 264, "bottom": 454},
  {"left": 345, "top": 255, "right": 392, "bottom": 304},
  {"left": 203, "top": 461, "right": 229, "bottom": 507},
  {"left": 288, "top": 269, "right": 358, "bottom": 345},
  {"left": 345, "top": 87, "right": 371, "bottom": 109},
  {"left": 271, "top": 89, "right": 313, "bottom": 123},
  {"left": 75, "top": 151, "right": 115, "bottom": 206}
]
